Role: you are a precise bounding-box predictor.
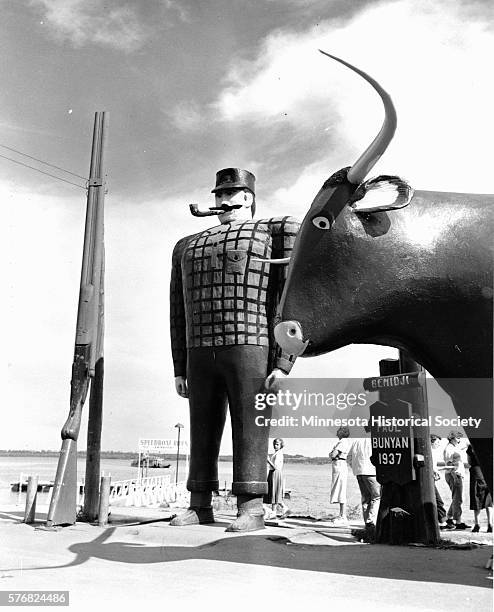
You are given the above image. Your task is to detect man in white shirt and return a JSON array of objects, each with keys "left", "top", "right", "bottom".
[
  {"left": 443, "top": 431, "right": 469, "bottom": 530},
  {"left": 347, "top": 426, "right": 381, "bottom": 529}
]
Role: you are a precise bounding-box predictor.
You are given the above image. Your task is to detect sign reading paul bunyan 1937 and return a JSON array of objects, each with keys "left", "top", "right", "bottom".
[{"left": 369, "top": 399, "right": 415, "bottom": 485}]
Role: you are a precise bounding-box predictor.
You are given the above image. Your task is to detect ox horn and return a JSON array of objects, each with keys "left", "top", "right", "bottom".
[
  {"left": 189, "top": 203, "right": 222, "bottom": 217},
  {"left": 319, "top": 50, "right": 397, "bottom": 185}
]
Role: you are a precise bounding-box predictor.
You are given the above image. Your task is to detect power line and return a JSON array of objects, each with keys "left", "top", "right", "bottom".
[
  {"left": 0, "top": 143, "right": 87, "bottom": 180},
  {"left": 0, "top": 153, "right": 87, "bottom": 190}
]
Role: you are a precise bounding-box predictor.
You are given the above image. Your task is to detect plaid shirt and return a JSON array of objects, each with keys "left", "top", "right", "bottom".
[{"left": 170, "top": 216, "right": 299, "bottom": 377}]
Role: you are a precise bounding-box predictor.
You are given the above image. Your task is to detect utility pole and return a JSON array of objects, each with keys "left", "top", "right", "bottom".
[{"left": 82, "top": 112, "right": 108, "bottom": 522}]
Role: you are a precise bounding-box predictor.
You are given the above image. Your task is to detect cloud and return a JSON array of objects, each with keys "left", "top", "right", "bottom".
[
  {"left": 167, "top": 100, "right": 204, "bottom": 132},
  {"left": 214, "top": 30, "right": 326, "bottom": 127},
  {"left": 212, "top": 0, "right": 494, "bottom": 193},
  {"left": 162, "top": 0, "right": 190, "bottom": 24},
  {"left": 29, "top": 0, "right": 149, "bottom": 51}
]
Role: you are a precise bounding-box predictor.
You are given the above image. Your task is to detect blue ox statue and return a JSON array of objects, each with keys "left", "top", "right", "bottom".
[{"left": 274, "top": 52, "right": 493, "bottom": 490}]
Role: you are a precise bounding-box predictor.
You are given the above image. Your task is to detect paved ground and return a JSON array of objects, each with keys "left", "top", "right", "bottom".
[{"left": 0, "top": 504, "right": 491, "bottom": 612}]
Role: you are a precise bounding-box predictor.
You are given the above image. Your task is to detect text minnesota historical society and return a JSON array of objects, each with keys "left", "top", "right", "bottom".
[{"left": 254, "top": 415, "right": 482, "bottom": 429}]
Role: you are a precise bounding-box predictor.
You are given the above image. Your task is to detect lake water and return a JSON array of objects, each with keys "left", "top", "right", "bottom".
[{"left": 0, "top": 455, "right": 475, "bottom": 522}]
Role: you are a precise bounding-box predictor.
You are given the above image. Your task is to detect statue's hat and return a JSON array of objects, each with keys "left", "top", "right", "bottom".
[{"left": 211, "top": 168, "right": 255, "bottom": 195}]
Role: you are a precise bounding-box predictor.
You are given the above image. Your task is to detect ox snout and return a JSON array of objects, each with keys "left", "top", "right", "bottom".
[{"left": 274, "top": 320, "right": 309, "bottom": 357}]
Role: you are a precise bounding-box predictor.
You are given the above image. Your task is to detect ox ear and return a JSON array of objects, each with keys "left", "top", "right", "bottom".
[{"left": 349, "top": 175, "right": 413, "bottom": 213}]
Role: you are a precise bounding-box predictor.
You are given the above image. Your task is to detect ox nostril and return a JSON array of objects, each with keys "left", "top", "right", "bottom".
[{"left": 274, "top": 321, "right": 308, "bottom": 356}]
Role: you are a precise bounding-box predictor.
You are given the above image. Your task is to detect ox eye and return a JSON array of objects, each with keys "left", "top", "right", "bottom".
[{"left": 312, "top": 215, "right": 332, "bottom": 230}]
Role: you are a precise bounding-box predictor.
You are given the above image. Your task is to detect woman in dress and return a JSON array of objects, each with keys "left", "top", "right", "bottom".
[
  {"left": 328, "top": 426, "right": 351, "bottom": 525},
  {"left": 467, "top": 445, "right": 493, "bottom": 533},
  {"left": 266, "top": 438, "right": 289, "bottom": 518}
]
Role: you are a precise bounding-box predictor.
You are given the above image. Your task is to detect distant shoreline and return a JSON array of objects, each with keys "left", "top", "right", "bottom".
[{"left": 0, "top": 450, "right": 329, "bottom": 465}]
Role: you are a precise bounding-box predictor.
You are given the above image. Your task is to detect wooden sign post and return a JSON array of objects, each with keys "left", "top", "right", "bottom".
[{"left": 363, "top": 355, "right": 440, "bottom": 545}]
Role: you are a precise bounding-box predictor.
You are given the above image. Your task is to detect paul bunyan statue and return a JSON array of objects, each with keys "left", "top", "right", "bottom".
[{"left": 170, "top": 167, "right": 299, "bottom": 532}]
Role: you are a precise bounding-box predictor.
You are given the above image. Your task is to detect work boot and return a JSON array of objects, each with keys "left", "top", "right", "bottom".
[
  {"left": 170, "top": 491, "right": 214, "bottom": 526},
  {"left": 226, "top": 495, "right": 265, "bottom": 532}
]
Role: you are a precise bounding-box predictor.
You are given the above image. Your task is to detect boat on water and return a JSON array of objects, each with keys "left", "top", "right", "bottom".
[{"left": 130, "top": 456, "right": 171, "bottom": 468}]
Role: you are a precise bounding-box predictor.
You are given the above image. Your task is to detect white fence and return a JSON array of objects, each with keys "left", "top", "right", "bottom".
[{"left": 109, "top": 475, "right": 188, "bottom": 508}]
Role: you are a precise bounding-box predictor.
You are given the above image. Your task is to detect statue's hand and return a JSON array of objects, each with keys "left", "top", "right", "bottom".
[
  {"left": 175, "top": 376, "right": 188, "bottom": 398},
  {"left": 264, "top": 368, "right": 287, "bottom": 391}
]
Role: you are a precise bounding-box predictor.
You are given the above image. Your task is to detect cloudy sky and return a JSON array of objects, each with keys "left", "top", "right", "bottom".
[{"left": 4, "top": 0, "right": 493, "bottom": 455}]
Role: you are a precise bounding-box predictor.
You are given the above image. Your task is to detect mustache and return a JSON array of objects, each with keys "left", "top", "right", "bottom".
[{"left": 209, "top": 204, "right": 243, "bottom": 212}]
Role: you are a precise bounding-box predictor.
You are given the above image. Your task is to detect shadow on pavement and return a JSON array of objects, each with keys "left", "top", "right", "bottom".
[
  {"left": 0, "top": 510, "right": 49, "bottom": 522},
  {"left": 8, "top": 526, "right": 491, "bottom": 589}
]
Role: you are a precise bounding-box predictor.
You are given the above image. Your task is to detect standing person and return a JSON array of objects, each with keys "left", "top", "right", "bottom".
[
  {"left": 266, "top": 438, "right": 289, "bottom": 518},
  {"left": 443, "top": 431, "right": 469, "bottom": 530},
  {"left": 430, "top": 434, "right": 448, "bottom": 529},
  {"left": 466, "top": 445, "right": 493, "bottom": 533},
  {"left": 169, "top": 168, "right": 299, "bottom": 532},
  {"left": 347, "top": 425, "right": 381, "bottom": 531},
  {"left": 328, "top": 426, "right": 351, "bottom": 525}
]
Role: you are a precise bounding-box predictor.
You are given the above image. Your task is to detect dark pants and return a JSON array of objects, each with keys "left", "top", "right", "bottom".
[
  {"left": 186, "top": 345, "right": 270, "bottom": 496},
  {"left": 435, "top": 485, "right": 446, "bottom": 523}
]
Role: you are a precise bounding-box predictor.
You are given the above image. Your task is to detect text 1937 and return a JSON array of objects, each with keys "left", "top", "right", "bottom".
[{"left": 376, "top": 452, "right": 403, "bottom": 465}]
